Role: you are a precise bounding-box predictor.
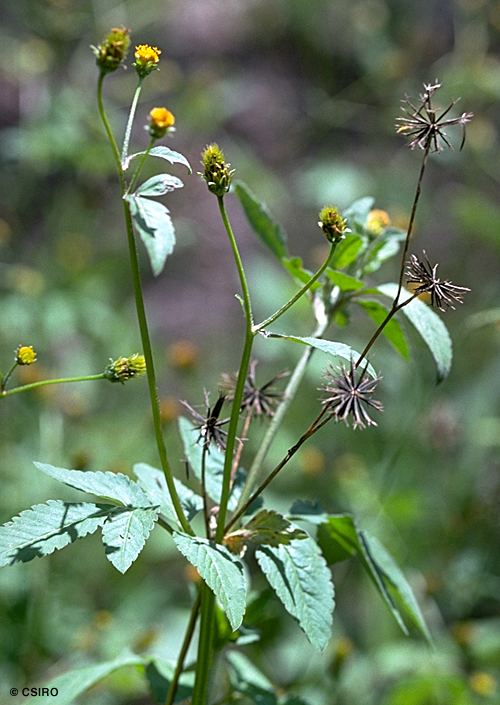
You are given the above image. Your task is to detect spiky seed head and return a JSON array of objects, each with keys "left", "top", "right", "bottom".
[
  {"left": 321, "top": 360, "right": 383, "bottom": 430},
  {"left": 405, "top": 251, "right": 470, "bottom": 311}
]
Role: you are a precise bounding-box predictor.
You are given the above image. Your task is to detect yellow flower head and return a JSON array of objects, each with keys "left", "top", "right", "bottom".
[
  {"left": 366, "top": 209, "right": 391, "bottom": 237},
  {"left": 133, "top": 44, "right": 161, "bottom": 78},
  {"left": 469, "top": 672, "right": 497, "bottom": 697},
  {"left": 318, "top": 206, "right": 349, "bottom": 243},
  {"left": 148, "top": 107, "right": 175, "bottom": 139},
  {"left": 92, "top": 26, "right": 130, "bottom": 74},
  {"left": 200, "top": 144, "right": 235, "bottom": 196},
  {"left": 15, "top": 344, "right": 37, "bottom": 366},
  {"left": 104, "top": 354, "right": 146, "bottom": 384}
]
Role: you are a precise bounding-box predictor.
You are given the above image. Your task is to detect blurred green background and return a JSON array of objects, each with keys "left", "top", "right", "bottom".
[{"left": 1, "top": 1, "right": 499, "bottom": 703}]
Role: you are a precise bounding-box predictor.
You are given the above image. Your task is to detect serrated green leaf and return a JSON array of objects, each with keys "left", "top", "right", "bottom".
[
  {"left": 378, "top": 283, "right": 452, "bottom": 381},
  {"left": 362, "top": 230, "right": 405, "bottom": 274},
  {"left": 268, "top": 334, "right": 376, "bottom": 377},
  {"left": 317, "top": 515, "right": 431, "bottom": 640},
  {"left": 135, "top": 173, "right": 184, "bottom": 197},
  {"left": 326, "top": 269, "right": 364, "bottom": 291},
  {"left": 25, "top": 654, "right": 144, "bottom": 705},
  {"left": 173, "top": 533, "right": 247, "bottom": 630},
  {"left": 177, "top": 417, "right": 244, "bottom": 510},
  {"left": 0, "top": 500, "right": 112, "bottom": 567},
  {"left": 356, "top": 299, "right": 410, "bottom": 359},
  {"left": 343, "top": 196, "right": 375, "bottom": 228},
  {"left": 288, "top": 499, "right": 329, "bottom": 525},
  {"left": 235, "top": 181, "right": 288, "bottom": 259},
  {"left": 133, "top": 463, "right": 203, "bottom": 524},
  {"left": 226, "top": 510, "right": 307, "bottom": 553},
  {"left": 126, "top": 145, "right": 192, "bottom": 172},
  {"left": 102, "top": 506, "right": 159, "bottom": 573},
  {"left": 256, "top": 536, "right": 334, "bottom": 651},
  {"left": 34, "top": 462, "right": 151, "bottom": 507},
  {"left": 126, "top": 195, "right": 175, "bottom": 276},
  {"left": 331, "top": 233, "right": 365, "bottom": 269}
]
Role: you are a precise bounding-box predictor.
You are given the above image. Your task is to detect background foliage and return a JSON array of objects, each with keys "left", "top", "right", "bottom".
[{"left": 0, "top": 1, "right": 499, "bottom": 703}]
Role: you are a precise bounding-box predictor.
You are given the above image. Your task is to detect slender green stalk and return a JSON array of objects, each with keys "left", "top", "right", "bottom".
[
  {"left": 97, "top": 76, "right": 192, "bottom": 536},
  {"left": 215, "top": 196, "right": 254, "bottom": 541},
  {"left": 1, "top": 362, "right": 18, "bottom": 392},
  {"left": 253, "top": 242, "right": 337, "bottom": 333},
  {"left": 126, "top": 136, "right": 155, "bottom": 194},
  {"left": 164, "top": 592, "right": 201, "bottom": 705},
  {"left": 121, "top": 79, "right": 144, "bottom": 167},
  {"left": 201, "top": 444, "right": 210, "bottom": 536},
  {"left": 191, "top": 585, "right": 216, "bottom": 705},
  {"left": 1, "top": 373, "right": 106, "bottom": 398}
]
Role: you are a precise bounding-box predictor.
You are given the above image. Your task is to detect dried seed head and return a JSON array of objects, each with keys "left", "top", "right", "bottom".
[
  {"left": 15, "top": 344, "right": 37, "bottom": 366},
  {"left": 148, "top": 107, "right": 175, "bottom": 139},
  {"left": 92, "top": 26, "right": 131, "bottom": 74},
  {"left": 221, "top": 360, "right": 288, "bottom": 418},
  {"left": 104, "top": 354, "right": 146, "bottom": 383},
  {"left": 396, "top": 80, "right": 473, "bottom": 152},
  {"left": 133, "top": 44, "right": 161, "bottom": 78},
  {"left": 321, "top": 360, "right": 383, "bottom": 430},
  {"left": 200, "top": 144, "right": 234, "bottom": 196},
  {"left": 181, "top": 391, "right": 229, "bottom": 452},
  {"left": 405, "top": 251, "right": 470, "bottom": 311},
  {"left": 318, "top": 206, "right": 349, "bottom": 243}
]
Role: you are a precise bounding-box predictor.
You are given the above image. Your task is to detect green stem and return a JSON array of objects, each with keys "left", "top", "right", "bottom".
[
  {"left": 121, "top": 79, "right": 144, "bottom": 168},
  {"left": 1, "top": 362, "right": 18, "bottom": 392},
  {"left": 191, "top": 585, "right": 216, "bottom": 705},
  {"left": 164, "top": 592, "right": 201, "bottom": 705},
  {"left": 253, "top": 242, "right": 337, "bottom": 333},
  {"left": 1, "top": 373, "right": 106, "bottom": 398},
  {"left": 97, "top": 75, "right": 192, "bottom": 536},
  {"left": 126, "top": 136, "right": 155, "bottom": 195},
  {"left": 215, "top": 196, "right": 254, "bottom": 541}
]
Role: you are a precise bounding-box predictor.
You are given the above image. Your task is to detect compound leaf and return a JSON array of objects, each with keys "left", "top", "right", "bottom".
[
  {"left": 133, "top": 462, "right": 203, "bottom": 524},
  {"left": 135, "top": 173, "right": 184, "bottom": 197},
  {"left": 234, "top": 181, "right": 288, "bottom": 260},
  {"left": 126, "top": 195, "right": 175, "bottom": 276}
]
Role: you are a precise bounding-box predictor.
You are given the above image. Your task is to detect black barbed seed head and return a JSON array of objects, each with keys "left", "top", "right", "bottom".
[
  {"left": 396, "top": 80, "right": 473, "bottom": 152},
  {"left": 180, "top": 391, "right": 229, "bottom": 452},
  {"left": 321, "top": 360, "right": 383, "bottom": 430},
  {"left": 405, "top": 251, "right": 470, "bottom": 312},
  {"left": 221, "top": 360, "right": 289, "bottom": 418}
]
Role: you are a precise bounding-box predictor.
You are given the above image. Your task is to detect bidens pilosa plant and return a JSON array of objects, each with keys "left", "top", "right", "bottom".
[{"left": 0, "top": 29, "right": 472, "bottom": 705}]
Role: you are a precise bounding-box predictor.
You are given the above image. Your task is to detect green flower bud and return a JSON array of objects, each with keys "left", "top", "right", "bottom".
[
  {"left": 318, "top": 206, "right": 348, "bottom": 243},
  {"left": 200, "top": 144, "right": 234, "bottom": 197},
  {"left": 104, "top": 354, "right": 146, "bottom": 383},
  {"left": 92, "top": 26, "right": 131, "bottom": 74}
]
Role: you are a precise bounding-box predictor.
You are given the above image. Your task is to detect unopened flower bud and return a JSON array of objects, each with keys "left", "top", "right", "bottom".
[
  {"left": 15, "top": 345, "right": 37, "bottom": 366},
  {"left": 200, "top": 144, "right": 234, "bottom": 197},
  {"left": 318, "top": 206, "right": 348, "bottom": 243},
  {"left": 133, "top": 44, "right": 161, "bottom": 79},
  {"left": 148, "top": 107, "right": 175, "bottom": 139},
  {"left": 92, "top": 26, "right": 130, "bottom": 74},
  {"left": 105, "top": 354, "right": 146, "bottom": 383}
]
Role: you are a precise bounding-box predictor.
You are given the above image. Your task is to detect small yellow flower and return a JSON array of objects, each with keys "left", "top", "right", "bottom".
[
  {"left": 15, "top": 345, "right": 37, "bottom": 366},
  {"left": 366, "top": 209, "right": 391, "bottom": 236},
  {"left": 92, "top": 26, "right": 130, "bottom": 74},
  {"left": 469, "top": 672, "right": 497, "bottom": 697},
  {"left": 318, "top": 206, "right": 349, "bottom": 243},
  {"left": 133, "top": 44, "right": 161, "bottom": 78},
  {"left": 104, "top": 354, "right": 146, "bottom": 384},
  {"left": 148, "top": 107, "right": 175, "bottom": 139},
  {"left": 200, "top": 144, "right": 234, "bottom": 196}
]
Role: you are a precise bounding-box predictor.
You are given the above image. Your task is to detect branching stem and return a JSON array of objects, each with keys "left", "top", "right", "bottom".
[{"left": 1, "top": 373, "right": 106, "bottom": 398}]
